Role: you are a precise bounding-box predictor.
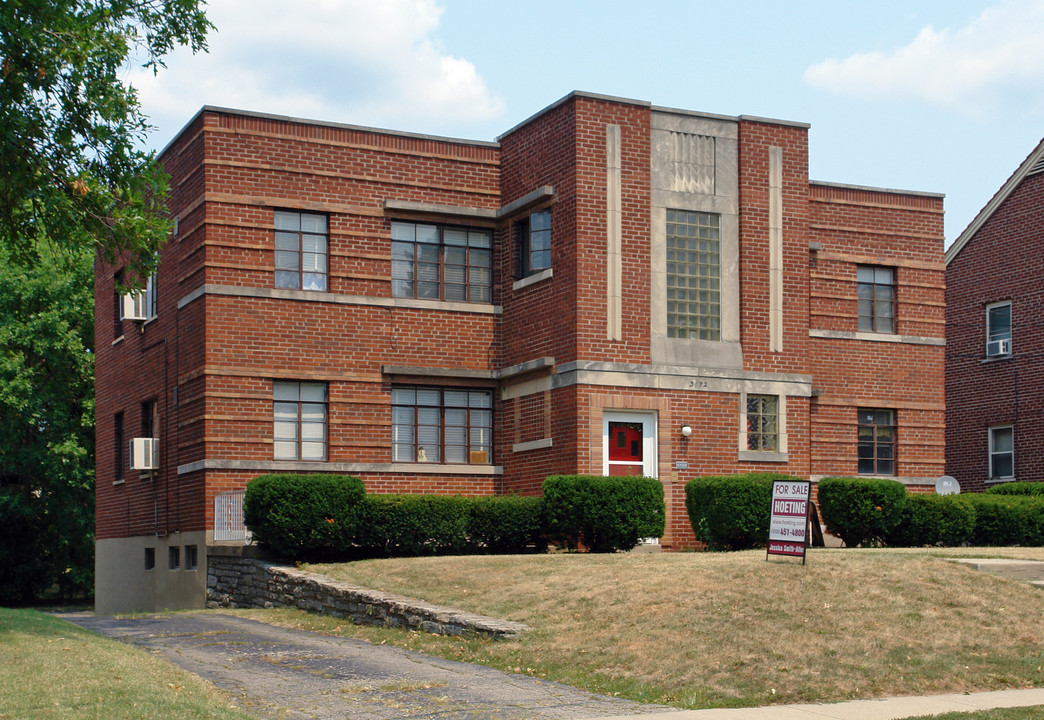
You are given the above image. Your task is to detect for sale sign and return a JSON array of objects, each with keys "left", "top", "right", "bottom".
[{"left": 767, "top": 480, "right": 811, "bottom": 563}]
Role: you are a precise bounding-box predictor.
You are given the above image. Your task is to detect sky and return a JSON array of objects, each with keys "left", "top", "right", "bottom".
[{"left": 128, "top": 0, "right": 1044, "bottom": 247}]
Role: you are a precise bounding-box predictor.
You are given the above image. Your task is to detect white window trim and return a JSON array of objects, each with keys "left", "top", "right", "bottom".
[
  {"left": 738, "top": 392, "right": 788, "bottom": 462},
  {"left": 602, "top": 410, "right": 658, "bottom": 478},
  {"left": 988, "top": 424, "right": 1014, "bottom": 481},
  {"left": 985, "top": 301, "right": 1012, "bottom": 357}
]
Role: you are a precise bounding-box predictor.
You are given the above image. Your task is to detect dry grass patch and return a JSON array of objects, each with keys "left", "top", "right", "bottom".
[{"left": 295, "top": 548, "right": 1044, "bottom": 708}]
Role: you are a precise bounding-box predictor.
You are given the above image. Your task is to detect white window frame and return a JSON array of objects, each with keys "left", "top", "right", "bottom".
[
  {"left": 601, "top": 411, "right": 658, "bottom": 478},
  {"left": 988, "top": 425, "right": 1014, "bottom": 480},
  {"left": 985, "top": 301, "right": 1012, "bottom": 357}
]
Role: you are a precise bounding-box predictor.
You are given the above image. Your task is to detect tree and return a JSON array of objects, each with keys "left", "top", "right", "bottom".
[
  {"left": 0, "top": 0, "right": 212, "bottom": 281},
  {"left": 0, "top": 239, "right": 95, "bottom": 603}
]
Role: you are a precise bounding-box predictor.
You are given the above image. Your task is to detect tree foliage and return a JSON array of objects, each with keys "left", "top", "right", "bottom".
[
  {"left": 0, "top": 0, "right": 212, "bottom": 280},
  {"left": 0, "top": 240, "right": 95, "bottom": 603}
]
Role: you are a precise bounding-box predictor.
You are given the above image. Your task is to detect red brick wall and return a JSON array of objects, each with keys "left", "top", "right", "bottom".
[{"left": 947, "top": 172, "right": 1044, "bottom": 491}]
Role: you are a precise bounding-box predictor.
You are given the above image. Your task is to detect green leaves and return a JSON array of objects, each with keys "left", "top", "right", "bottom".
[{"left": 0, "top": 0, "right": 213, "bottom": 280}]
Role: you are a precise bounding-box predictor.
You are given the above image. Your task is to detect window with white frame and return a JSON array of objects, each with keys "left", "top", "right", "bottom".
[
  {"left": 986, "top": 302, "right": 1012, "bottom": 357},
  {"left": 989, "top": 425, "right": 1014, "bottom": 479},
  {"left": 392, "top": 387, "right": 492, "bottom": 464},
  {"left": 273, "top": 382, "right": 327, "bottom": 460},
  {"left": 391, "top": 222, "right": 492, "bottom": 302},
  {"left": 275, "top": 211, "right": 327, "bottom": 291}
]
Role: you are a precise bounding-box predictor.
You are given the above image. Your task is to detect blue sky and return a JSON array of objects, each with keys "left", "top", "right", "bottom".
[{"left": 132, "top": 0, "right": 1044, "bottom": 246}]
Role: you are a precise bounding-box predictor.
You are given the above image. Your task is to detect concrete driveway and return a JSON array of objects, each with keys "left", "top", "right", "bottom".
[{"left": 63, "top": 612, "right": 672, "bottom": 720}]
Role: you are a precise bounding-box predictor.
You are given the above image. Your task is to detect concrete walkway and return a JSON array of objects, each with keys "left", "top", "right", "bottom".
[{"left": 596, "top": 689, "right": 1044, "bottom": 720}]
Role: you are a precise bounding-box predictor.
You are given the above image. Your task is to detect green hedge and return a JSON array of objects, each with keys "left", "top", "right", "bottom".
[
  {"left": 468, "top": 495, "right": 545, "bottom": 553},
  {"left": 356, "top": 494, "right": 471, "bottom": 556},
  {"left": 884, "top": 493, "right": 975, "bottom": 547},
  {"left": 960, "top": 494, "right": 1044, "bottom": 546},
  {"left": 243, "top": 473, "right": 366, "bottom": 558},
  {"left": 543, "top": 475, "right": 665, "bottom": 553},
  {"left": 817, "top": 477, "right": 906, "bottom": 547},
  {"left": 685, "top": 473, "right": 799, "bottom": 550},
  {"left": 986, "top": 482, "right": 1044, "bottom": 496}
]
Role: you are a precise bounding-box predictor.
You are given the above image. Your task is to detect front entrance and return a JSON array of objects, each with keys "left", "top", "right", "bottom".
[{"left": 602, "top": 411, "right": 658, "bottom": 478}]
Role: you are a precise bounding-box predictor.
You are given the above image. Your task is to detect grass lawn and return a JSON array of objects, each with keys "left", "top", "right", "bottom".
[
  {"left": 0, "top": 608, "right": 257, "bottom": 720},
  {"left": 902, "top": 709, "right": 1044, "bottom": 720},
  {"left": 228, "top": 546, "right": 1044, "bottom": 710}
]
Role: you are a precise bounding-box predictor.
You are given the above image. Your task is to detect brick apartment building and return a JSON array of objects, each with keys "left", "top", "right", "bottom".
[
  {"left": 946, "top": 137, "right": 1044, "bottom": 491},
  {"left": 95, "top": 91, "right": 946, "bottom": 613}
]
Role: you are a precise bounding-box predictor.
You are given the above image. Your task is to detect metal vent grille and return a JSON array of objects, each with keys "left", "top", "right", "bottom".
[
  {"left": 214, "top": 490, "right": 250, "bottom": 542},
  {"left": 1029, "top": 154, "right": 1044, "bottom": 176}
]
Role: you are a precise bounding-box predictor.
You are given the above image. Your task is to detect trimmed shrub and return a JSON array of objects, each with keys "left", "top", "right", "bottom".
[
  {"left": 817, "top": 477, "right": 906, "bottom": 547},
  {"left": 960, "top": 494, "right": 1044, "bottom": 546},
  {"left": 542, "top": 475, "right": 665, "bottom": 553},
  {"left": 685, "top": 473, "right": 798, "bottom": 550},
  {"left": 468, "top": 495, "right": 545, "bottom": 553},
  {"left": 884, "top": 493, "right": 975, "bottom": 547},
  {"left": 986, "top": 482, "right": 1044, "bottom": 497},
  {"left": 243, "top": 473, "right": 365, "bottom": 559},
  {"left": 356, "top": 494, "right": 471, "bottom": 556}
]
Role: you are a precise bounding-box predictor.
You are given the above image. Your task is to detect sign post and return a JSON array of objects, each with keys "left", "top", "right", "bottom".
[{"left": 766, "top": 480, "right": 812, "bottom": 564}]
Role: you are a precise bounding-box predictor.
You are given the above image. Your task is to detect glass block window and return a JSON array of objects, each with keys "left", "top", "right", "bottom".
[
  {"left": 857, "top": 266, "right": 895, "bottom": 333},
  {"left": 667, "top": 209, "right": 720, "bottom": 340},
  {"left": 858, "top": 408, "right": 895, "bottom": 475},
  {"left": 391, "top": 222, "right": 492, "bottom": 302},
  {"left": 273, "top": 381, "right": 327, "bottom": 460},
  {"left": 392, "top": 387, "right": 492, "bottom": 464},
  {"left": 746, "top": 394, "right": 778, "bottom": 451},
  {"left": 275, "top": 211, "right": 328, "bottom": 291}
]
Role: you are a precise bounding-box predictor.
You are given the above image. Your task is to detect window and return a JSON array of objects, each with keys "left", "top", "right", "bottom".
[
  {"left": 185, "top": 545, "right": 198, "bottom": 571},
  {"left": 986, "top": 302, "right": 1012, "bottom": 357},
  {"left": 667, "top": 209, "right": 721, "bottom": 340},
  {"left": 857, "top": 266, "right": 895, "bottom": 333},
  {"left": 275, "top": 210, "right": 327, "bottom": 291},
  {"left": 392, "top": 387, "right": 492, "bottom": 464},
  {"left": 168, "top": 546, "right": 180, "bottom": 570},
  {"left": 989, "top": 425, "right": 1014, "bottom": 479},
  {"left": 113, "top": 413, "right": 124, "bottom": 483},
  {"left": 144, "top": 273, "right": 157, "bottom": 319},
  {"left": 858, "top": 409, "right": 895, "bottom": 475},
  {"left": 746, "top": 395, "right": 779, "bottom": 451},
  {"left": 518, "top": 210, "right": 551, "bottom": 277},
  {"left": 144, "top": 547, "right": 156, "bottom": 570},
  {"left": 391, "top": 222, "right": 491, "bottom": 302},
  {"left": 141, "top": 399, "right": 159, "bottom": 441},
  {"left": 113, "top": 270, "right": 124, "bottom": 337},
  {"left": 273, "top": 382, "right": 327, "bottom": 460}
]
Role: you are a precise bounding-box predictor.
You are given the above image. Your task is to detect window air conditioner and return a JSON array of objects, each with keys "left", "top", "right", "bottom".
[
  {"left": 987, "top": 339, "right": 1011, "bottom": 357},
  {"left": 122, "top": 291, "right": 149, "bottom": 322},
  {"left": 130, "top": 437, "right": 159, "bottom": 470}
]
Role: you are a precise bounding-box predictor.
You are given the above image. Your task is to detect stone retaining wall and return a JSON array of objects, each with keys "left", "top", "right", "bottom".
[{"left": 206, "top": 554, "right": 530, "bottom": 639}]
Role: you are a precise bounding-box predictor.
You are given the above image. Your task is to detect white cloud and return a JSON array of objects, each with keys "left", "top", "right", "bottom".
[
  {"left": 804, "top": 0, "right": 1044, "bottom": 117},
  {"left": 129, "top": 0, "right": 504, "bottom": 145}
]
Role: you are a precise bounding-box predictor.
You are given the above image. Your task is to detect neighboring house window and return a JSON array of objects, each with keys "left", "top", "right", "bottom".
[
  {"left": 857, "top": 266, "right": 895, "bottom": 333},
  {"left": 113, "top": 270, "right": 123, "bottom": 336},
  {"left": 141, "top": 399, "right": 158, "bottom": 442},
  {"left": 986, "top": 302, "right": 1012, "bottom": 357},
  {"left": 392, "top": 387, "right": 492, "bottom": 464},
  {"left": 745, "top": 394, "right": 779, "bottom": 451},
  {"left": 391, "top": 222, "right": 492, "bottom": 302},
  {"left": 114, "top": 413, "right": 124, "bottom": 483},
  {"left": 858, "top": 409, "right": 895, "bottom": 475},
  {"left": 667, "top": 209, "right": 721, "bottom": 341},
  {"left": 144, "top": 273, "right": 157, "bottom": 319},
  {"left": 989, "top": 425, "right": 1014, "bottom": 479},
  {"left": 518, "top": 210, "right": 551, "bottom": 277},
  {"left": 275, "top": 210, "right": 328, "bottom": 291},
  {"left": 273, "top": 381, "right": 327, "bottom": 460}
]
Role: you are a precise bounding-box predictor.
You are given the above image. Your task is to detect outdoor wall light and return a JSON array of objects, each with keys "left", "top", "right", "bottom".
[{"left": 681, "top": 424, "right": 693, "bottom": 437}]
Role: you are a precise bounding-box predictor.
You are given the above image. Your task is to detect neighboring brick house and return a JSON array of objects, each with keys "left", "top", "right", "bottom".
[
  {"left": 945, "top": 138, "right": 1044, "bottom": 492},
  {"left": 94, "top": 91, "right": 946, "bottom": 613}
]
